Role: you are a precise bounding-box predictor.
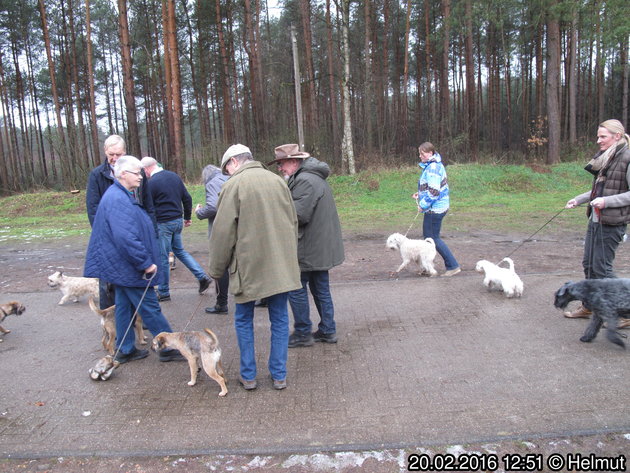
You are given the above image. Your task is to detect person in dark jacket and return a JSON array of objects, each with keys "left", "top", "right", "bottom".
[
  {"left": 195, "top": 164, "right": 230, "bottom": 314},
  {"left": 84, "top": 156, "right": 182, "bottom": 364},
  {"left": 564, "top": 119, "right": 630, "bottom": 321},
  {"left": 86, "top": 135, "right": 155, "bottom": 309},
  {"left": 268, "top": 143, "right": 345, "bottom": 347},
  {"left": 141, "top": 157, "right": 211, "bottom": 302}
]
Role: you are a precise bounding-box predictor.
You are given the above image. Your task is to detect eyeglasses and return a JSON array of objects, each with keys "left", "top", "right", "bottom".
[{"left": 125, "top": 170, "right": 142, "bottom": 177}]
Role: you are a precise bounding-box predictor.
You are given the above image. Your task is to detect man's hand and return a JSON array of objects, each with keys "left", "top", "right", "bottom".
[{"left": 184, "top": 219, "right": 192, "bottom": 227}]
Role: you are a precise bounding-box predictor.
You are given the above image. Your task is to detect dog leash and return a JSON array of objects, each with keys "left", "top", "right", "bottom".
[
  {"left": 501, "top": 207, "right": 566, "bottom": 262},
  {"left": 403, "top": 196, "right": 423, "bottom": 238},
  {"left": 112, "top": 273, "right": 155, "bottom": 361},
  {"left": 180, "top": 297, "right": 205, "bottom": 332}
]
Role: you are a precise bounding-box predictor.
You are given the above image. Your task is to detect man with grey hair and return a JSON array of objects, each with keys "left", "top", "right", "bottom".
[
  {"left": 85, "top": 156, "right": 183, "bottom": 364},
  {"left": 86, "top": 135, "right": 155, "bottom": 309},
  {"left": 208, "top": 144, "right": 301, "bottom": 391},
  {"left": 141, "top": 157, "right": 211, "bottom": 302}
]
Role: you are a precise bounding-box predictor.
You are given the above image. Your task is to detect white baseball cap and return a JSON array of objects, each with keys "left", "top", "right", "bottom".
[{"left": 221, "top": 144, "right": 251, "bottom": 174}]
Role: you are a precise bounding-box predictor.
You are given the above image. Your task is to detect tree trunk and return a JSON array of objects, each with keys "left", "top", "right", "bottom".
[
  {"left": 165, "top": 0, "right": 184, "bottom": 176},
  {"left": 567, "top": 9, "right": 578, "bottom": 144},
  {"left": 85, "top": 0, "right": 101, "bottom": 168},
  {"left": 299, "top": 0, "right": 318, "bottom": 132},
  {"left": 325, "top": 0, "right": 340, "bottom": 162},
  {"left": 362, "top": 0, "right": 373, "bottom": 154},
  {"left": 117, "top": 0, "right": 141, "bottom": 156},
  {"left": 37, "top": 0, "right": 69, "bottom": 187},
  {"left": 439, "top": 0, "right": 451, "bottom": 142},
  {"left": 546, "top": 13, "right": 561, "bottom": 165},
  {"left": 340, "top": 0, "right": 355, "bottom": 174},
  {"left": 215, "top": 0, "right": 234, "bottom": 143},
  {"left": 464, "top": 0, "right": 477, "bottom": 161}
]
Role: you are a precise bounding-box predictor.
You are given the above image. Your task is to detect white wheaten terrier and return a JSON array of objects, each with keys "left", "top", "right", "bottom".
[
  {"left": 386, "top": 233, "right": 437, "bottom": 277},
  {"left": 475, "top": 257, "right": 524, "bottom": 298},
  {"left": 48, "top": 271, "right": 99, "bottom": 305}
]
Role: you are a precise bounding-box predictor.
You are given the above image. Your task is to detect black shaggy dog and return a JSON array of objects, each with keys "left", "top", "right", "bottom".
[{"left": 554, "top": 279, "right": 630, "bottom": 348}]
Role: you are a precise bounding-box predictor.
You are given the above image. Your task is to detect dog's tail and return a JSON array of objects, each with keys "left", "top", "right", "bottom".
[
  {"left": 499, "top": 257, "right": 515, "bottom": 272},
  {"left": 88, "top": 295, "right": 114, "bottom": 317},
  {"left": 203, "top": 328, "right": 219, "bottom": 344}
]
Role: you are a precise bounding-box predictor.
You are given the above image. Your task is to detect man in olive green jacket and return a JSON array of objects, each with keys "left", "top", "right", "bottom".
[{"left": 208, "top": 144, "right": 301, "bottom": 391}]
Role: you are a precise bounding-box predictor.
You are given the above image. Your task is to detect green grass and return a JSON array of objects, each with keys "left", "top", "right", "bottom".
[{"left": 0, "top": 163, "right": 593, "bottom": 242}]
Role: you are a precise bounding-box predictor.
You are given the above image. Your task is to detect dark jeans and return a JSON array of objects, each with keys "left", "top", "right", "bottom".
[
  {"left": 582, "top": 220, "right": 626, "bottom": 279},
  {"left": 422, "top": 211, "right": 459, "bottom": 271},
  {"left": 98, "top": 279, "right": 115, "bottom": 310},
  {"left": 215, "top": 269, "right": 229, "bottom": 306},
  {"left": 288, "top": 270, "right": 336, "bottom": 336}
]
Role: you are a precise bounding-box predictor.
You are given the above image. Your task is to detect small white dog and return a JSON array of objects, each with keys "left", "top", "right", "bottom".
[
  {"left": 475, "top": 258, "right": 524, "bottom": 298},
  {"left": 48, "top": 271, "right": 99, "bottom": 305},
  {"left": 386, "top": 233, "right": 437, "bottom": 276}
]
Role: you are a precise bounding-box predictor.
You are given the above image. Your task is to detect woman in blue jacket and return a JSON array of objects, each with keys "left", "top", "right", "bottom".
[
  {"left": 84, "top": 156, "right": 181, "bottom": 363},
  {"left": 412, "top": 142, "right": 461, "bottom": 277}
]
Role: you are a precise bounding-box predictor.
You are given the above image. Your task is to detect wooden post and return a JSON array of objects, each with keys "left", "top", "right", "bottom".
[{"left": 291, "top": 24, "right": 305, "bottom": 150}]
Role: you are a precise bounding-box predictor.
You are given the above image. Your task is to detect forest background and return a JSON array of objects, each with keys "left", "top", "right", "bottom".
[{"left": 0, "top": 0, "right": 628, "bottom": 194}]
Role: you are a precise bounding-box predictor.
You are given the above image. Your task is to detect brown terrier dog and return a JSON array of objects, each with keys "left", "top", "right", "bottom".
[
  {"left": 0, "top": 301, "right": 26, "bottom": 342},
  {"left": 152, "top": 328, "right": 228, "bottom": 397},
  {"left": 88, "top": 296, "right": 146, "bottom": 354}
]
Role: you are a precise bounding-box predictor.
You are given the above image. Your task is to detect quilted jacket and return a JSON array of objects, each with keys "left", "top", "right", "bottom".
[{"left": 84, "top": 181, "right": 164, "bottom": 288}]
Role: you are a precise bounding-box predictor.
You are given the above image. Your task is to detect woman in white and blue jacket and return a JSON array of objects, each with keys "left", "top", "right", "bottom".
[{"left": 412, "top": 142, "right": 461, "bottom": 277}]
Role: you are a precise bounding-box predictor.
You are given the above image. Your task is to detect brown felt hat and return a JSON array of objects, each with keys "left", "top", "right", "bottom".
[{"left": 267, "top": 144, "right": 310, "bottom": 165}]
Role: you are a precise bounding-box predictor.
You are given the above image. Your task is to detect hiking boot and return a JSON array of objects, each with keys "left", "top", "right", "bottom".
[
  {"left": 198, "top": 277, "right": 212, "bottom": 294},
  {"left": 239, "top": 376, "right": 257, "bottom": 391},
  {"left": 159, "top": 348, "right": 186, "bottom": 362},
  {"left": 288, "top": 332, "right": 314, "bottom": 348},
  {"left": 313, "top": 330, "right": 338, "bottom": 344},
  {"left": 564, "top": 305, "right": 592, "bottom": 319},
  {"left": 114, "top": 348, "right": 149, "bottom": 364},
  {"left": 205, "top": 304, "right": 228, "bottom": 314},
  {"left": 442, "top": 267, "right": 461, "bottom": 277},
  {"left": 157, "top": 293, "right": 171, "bottom": 302}
]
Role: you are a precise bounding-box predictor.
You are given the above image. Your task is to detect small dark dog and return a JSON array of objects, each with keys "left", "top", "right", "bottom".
[
  {"left": 152, "top": 328, "right": 228, "bottom": 397},
  {"left": 0, "top": 301, "right": 26, "bottom": 342},
  {"left": 554, "top": 279, "right": 630, "bottom": 348}
]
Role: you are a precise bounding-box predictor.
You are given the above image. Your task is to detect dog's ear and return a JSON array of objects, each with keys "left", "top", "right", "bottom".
[{"left": 556, "top": 281, "right": 574, "bottom": 298}]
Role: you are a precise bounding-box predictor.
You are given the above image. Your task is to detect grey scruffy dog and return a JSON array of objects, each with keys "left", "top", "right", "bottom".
[{"left": 554, "top": 279, "right": 630, "bottom": 348}]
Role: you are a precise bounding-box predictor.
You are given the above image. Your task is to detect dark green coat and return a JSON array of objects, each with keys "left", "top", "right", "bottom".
[{"left": 288, "top": 157, "right": 345, "bottom": 271}]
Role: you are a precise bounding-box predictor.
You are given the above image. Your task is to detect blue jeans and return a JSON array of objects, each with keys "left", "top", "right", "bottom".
[
  {"left": 288, "top": 271, "right": 336, "bottom": 336},
  {"left": 233, "top": 292, "right": 289, "bottom": 382},
  {"left": 157, "top": 218, "right": 208, "bottom": 295},
  {"left": 423, "top": 211, "right": 459, "bottom": 271},
  {"left": 582, "top": 220, "right": 626, "bottom": 279},
  {"left": 114, "top": 285, "right": 173, "bottom": 354}
]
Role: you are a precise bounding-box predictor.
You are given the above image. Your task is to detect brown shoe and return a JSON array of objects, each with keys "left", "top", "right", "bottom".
[
  {"left": 564, "top": 305, "right": 592, "bottom": 319},
  {"left": 618, "top": 318, "right": 630, "bottom": 329}
]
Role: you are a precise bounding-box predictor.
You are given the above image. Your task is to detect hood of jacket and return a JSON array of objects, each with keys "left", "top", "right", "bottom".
[
  {"left": 418, "top": 152, "right": 443, "bottom": 170},
  {"left": 294, "top": 156, "right": 330, "bottom": 181}
]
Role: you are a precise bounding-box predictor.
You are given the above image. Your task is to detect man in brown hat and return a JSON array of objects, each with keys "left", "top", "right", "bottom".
[
  {"left": 208, "top": 144, "right": 301, "bottom": 390},
  {"left": 268, "top": 144, "right": 345, "bottom": 347}
]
